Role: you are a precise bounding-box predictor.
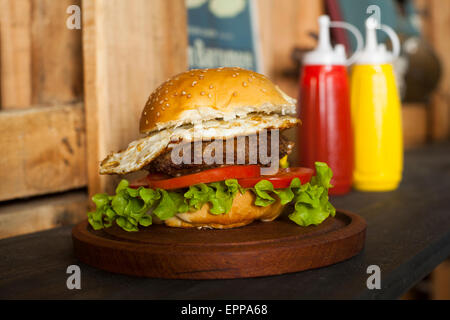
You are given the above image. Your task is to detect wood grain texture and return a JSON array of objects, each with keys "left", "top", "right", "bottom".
[
  {"left": 0, "top": 190, "right": 87, "bottom": 239},
  {"left": 0, "top": 103, "right": 87, "bottom": 201},
  {"left": 417, "top": 0, "right": 450, "bottom": 140},
  {"left": 0, "top": 0, "right": 32, "bottom": 108},
  {"left": 257, "top": 0, "right": 323, "bottom": 96},
  {"left": 30, "top": 0, "right": 83, "bottom": 105},
  {"left": 72, "top": 210, "right": 366, "bottom": 279},
  {"left": 402, "top": 103, "right": 427, "bottom": 149},
  {"left": 0, "top": 0, "right": 83, "bottom": 108},
  {"left": 82, "top": 0, "right": 188, "bottom": 198}
]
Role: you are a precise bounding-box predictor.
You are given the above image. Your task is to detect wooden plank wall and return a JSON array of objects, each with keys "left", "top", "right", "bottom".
[
  {"left": 258, "top": 0, "right": 323, "bottom": 98},
  {"left": 422, "top": 0, "right": 450, "bottom": 141},
  {"left": 0, "top": 0, "right": 85, "bottom": 201},
  {"left": 0, "top": 0, "right": 83, "bottom": 108},
  {"left": 0, "top": 0, "right": 188, "bottom": 237},
  {"left": 83, "top": 0, "right": 188, "bottom": 198},
  {"left": 0, "top": 0, "right": 86, "bottom": 238},
  {"left": 0, "top": 0, "right": 32, "bottom": 108},
  {"left": 0, "top": 103, "right": 86, "bottom": 201}
]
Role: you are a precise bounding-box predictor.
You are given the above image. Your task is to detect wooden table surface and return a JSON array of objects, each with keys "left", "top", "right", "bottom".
[{"left": 1, "top": 142, "right": 449, "bottom": 299}]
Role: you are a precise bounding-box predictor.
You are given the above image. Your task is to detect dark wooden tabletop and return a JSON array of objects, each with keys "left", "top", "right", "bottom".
[{"left": 1, "top": 142, "right": 449, "bottom": 300}]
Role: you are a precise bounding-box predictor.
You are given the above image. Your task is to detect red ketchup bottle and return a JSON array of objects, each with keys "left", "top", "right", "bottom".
[{"left": 298, "top": 15, "right": 362, "bottom": 195}]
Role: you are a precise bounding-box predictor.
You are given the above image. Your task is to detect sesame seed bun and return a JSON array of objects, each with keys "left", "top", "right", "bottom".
[{"left": 139, "top": 67, "right": 296, "bottom": 134}]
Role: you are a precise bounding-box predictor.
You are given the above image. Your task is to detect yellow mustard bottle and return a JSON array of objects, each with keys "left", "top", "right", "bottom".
[{"left": 351, "top": 18, "right": 403, "bottom": 191}]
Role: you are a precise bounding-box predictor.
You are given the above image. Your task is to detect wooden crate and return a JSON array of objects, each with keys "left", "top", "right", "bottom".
[{"left": 0, "top": 0, "right": 187, "bottom": 238}]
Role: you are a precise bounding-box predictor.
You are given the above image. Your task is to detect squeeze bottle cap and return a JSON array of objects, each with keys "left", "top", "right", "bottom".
[
  {"left": 303, "top": 15, "right": 363, "bottom": 66},
  {"left": 355, "top": 17, "right": 400, "bottom": 65}
]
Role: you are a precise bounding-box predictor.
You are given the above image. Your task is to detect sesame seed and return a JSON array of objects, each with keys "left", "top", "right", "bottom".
[
  {"left": 232, "top": 74, "right": 237, "bottom": 77},
  {"left": 156, "top": 112, "right": 160, "bottom": 117},
  {"left": 199, "top": 75, "right": 205, "bottom": 79},
  {"left": 192, "top": 81, "right": 197, "bottom": 86},
  {"left": 164, "top": 97, "right": 168, "bottom": 101},
  {"left": 166, "top": 103, "right": 170, "bottom": 107},
  {"left": 144, "top": 111, "right": 147, "bottom": 115},
  {"left": 200, "top": 91, "right": 206, "bottom": 96},
  {"left": 261, "top": 88, "right": 267, "bottom": 93},
  {"left": 208, "top": 93, "right": 213, "bottom": 98},
  {"left": 181, "top": 91, "right": 186, "bottom": 95},
  {"left": 160, "top": 100, "right": 164, "bottom": 104},
  {"left": 242, "top": 82, "right": 248, "bottom": 87},
  {"left": 209, "top": 85, "right": 214, "bottom": 89},
  {"left": 233, "top": 92, "right": 238, "bottom": 97},
  {"left": 187, "top": 94, "right": 191, "bottom": 98},
  {"left": 146, "top": 120, "right": 149, "bottom": 124}
]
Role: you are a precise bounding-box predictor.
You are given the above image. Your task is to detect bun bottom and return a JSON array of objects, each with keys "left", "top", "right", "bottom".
[{"left": 164, "top": 191, "right": 284, "bottom": 229}]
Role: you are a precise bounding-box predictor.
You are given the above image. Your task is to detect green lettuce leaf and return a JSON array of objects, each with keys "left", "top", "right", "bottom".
[
  {"left": 88, "top": 179, "right": 243, "bottom": 232},
  {"left": 253, "top": 180, "right": 276, "bottom": 206},
  {"left": 288, "top": 162, "right": 336, "bottom": 226},
  {"left": 153, "top": 189, "right": 188, "bottom": 220},
  {"left": 87, "top": 163, "right": 336, "bottom": 232},
  {"left": 184, "top": 179, "right": 241, "bottom": 215},
  {"left": 251, "top": 163, "right": 335, "bottom": 227}
]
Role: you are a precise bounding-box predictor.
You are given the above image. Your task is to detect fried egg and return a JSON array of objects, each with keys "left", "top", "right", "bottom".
[{"left": 100, "top": 114, "right": 299, "bottom": 175}]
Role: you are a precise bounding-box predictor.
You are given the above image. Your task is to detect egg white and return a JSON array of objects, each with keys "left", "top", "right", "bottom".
[{"left": 100, "top": 114, "right": 299, "bottom": 175}]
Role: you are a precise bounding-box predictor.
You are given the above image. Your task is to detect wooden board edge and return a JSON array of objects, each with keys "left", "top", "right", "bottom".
[{"left": 72, "top": 210, "right": 366, "bottom": 279}]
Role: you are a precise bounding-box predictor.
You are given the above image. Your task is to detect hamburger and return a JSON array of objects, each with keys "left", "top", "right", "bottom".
[{"left": 88, "top": 67, "right": 335, "bottom": 231}]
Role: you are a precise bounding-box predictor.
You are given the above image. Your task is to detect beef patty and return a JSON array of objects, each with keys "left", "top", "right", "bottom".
[{"left": 146, "top": 132, "right": 294, "bottom": 176}]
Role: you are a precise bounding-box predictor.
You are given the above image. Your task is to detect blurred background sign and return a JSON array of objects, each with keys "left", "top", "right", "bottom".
[{"left": 187, "top": 0, "right": 262, "bottom": 72}]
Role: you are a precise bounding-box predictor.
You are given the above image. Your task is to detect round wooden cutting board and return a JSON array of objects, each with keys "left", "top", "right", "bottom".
[{"left": 72, "top": 210, "right": 366, "bottom": 279}]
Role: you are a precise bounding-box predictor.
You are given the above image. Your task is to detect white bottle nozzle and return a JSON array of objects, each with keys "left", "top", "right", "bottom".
[
  {"left": 356, "top": 17, "right": 400, "bottom": 64},
  {"left": 318, "top": 15, "right": 332, "bottom": 51},
  {"left": 335, "top": 44, "right": 346, "bottom": 59},
  {"left": 303, "top": 15, "right": 363, "bottom": 66},
  {"left": 365, "top": 17, "right": 379, "bottom": 52},
  {"left": 329, "top": 20, "right": 364, "bottom": 66}
]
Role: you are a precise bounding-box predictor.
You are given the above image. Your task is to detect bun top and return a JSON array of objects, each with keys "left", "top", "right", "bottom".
[{"left": 139, "top": 67, "right": 296, "bottom": 133}]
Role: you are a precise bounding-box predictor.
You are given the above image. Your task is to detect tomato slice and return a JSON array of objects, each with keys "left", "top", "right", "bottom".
[
  {"left": 237, "top": 167, "right": 314, "bottom": 189},
  {"left": 129, "top": 173, "right": 169, "bottom": 189},
  {"left": 146, "top": 165, "right": 261, "bottom": 190}
]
